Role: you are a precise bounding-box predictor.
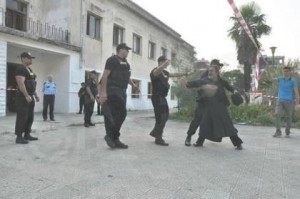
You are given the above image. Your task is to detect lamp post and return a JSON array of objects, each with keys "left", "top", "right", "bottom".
[{"left": 270, "top": 46, "right": 277, "bottom": 67}]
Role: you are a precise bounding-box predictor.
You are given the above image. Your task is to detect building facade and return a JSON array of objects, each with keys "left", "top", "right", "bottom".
[{"left": 0, "top": 0, "right": 195, "bottom": 116}]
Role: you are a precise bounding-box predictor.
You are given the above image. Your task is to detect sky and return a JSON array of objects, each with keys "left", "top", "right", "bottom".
[{"left": 131, "top": 0, "right": 300, "bottom": 69}]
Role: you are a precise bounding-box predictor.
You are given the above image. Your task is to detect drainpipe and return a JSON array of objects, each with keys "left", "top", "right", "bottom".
[{"left": 79, "top": 0, "right": 84, "bottom": 68}]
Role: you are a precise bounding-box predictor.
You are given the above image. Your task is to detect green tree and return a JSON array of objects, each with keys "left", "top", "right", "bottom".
[
  {"left": 222, "top": 70, "right": 244, "bottom": 92},
  {"left": 228, "top": 2, "right": 271, "bottom": 92}
]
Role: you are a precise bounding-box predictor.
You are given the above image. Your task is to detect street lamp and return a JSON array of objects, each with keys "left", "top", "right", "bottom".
[{"left": 270, "top": 46, "right": 277, "bottom": 67}]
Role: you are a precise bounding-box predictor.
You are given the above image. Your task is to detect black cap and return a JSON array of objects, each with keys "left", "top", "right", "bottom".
[
  {"left": 116, "top": 43, "right": 131, "bottom": 51},
  {"left": 20, "top": 52, "right": 35, "bottom": 59},
  {"left": 157, "top": 55, "right": 167, "bottom": 63},
  {"left": 210, "top": 59, "right": 223, "bottom": 67},
  {"left": 90, "top": 70, "right": 97, "bottom": 74}
]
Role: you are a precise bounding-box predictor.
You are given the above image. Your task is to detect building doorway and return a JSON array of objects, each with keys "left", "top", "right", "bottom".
[{"left": 6, "top": 62, "right": 19, "bottom": 112}]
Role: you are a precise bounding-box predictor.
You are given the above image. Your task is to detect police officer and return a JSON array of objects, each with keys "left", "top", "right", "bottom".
[
  {"left": 100, "top": 43, "right": 139, "bottom": 149},
  {"left": 77, "top": 82, "right": 85, "bottom": 114},
  {"left": 42, "top": 74, "right": 56, "bottom": 121},
  {"left": 150, "top": 56, "right": 189, "bottom": 146},
  {"left": 15, "top": 52, "right": 39, "bottom": 144},
  {"left": 84, "top": 70, "right": 98, "bottom": 127}
]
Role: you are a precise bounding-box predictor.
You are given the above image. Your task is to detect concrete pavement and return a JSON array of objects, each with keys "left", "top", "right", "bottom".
[{"left": 0, "top": 111, "right": 300, "bottom": 199}]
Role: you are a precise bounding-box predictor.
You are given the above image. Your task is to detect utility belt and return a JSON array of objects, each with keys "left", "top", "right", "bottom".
[
  {"left": 16, "top": 90, "right": 34, "bottom": 96},
  {"left": 108, "top": 86, "right": 127, "bottom": 94}
]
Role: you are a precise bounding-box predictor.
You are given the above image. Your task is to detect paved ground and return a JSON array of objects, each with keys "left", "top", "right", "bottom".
[{"left": 0, "top": 111, "right": 300, "bottom": 199}]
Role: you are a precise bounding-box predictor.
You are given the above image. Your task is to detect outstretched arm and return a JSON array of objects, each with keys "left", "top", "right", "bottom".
[
  {"left": 265, "top": 64, "right": 277, "bottom": 81},
  {"left": 169, "top": 72, "right": 190, "bottom": 78},
  {"left": 152, "top": 60, "right": 170, "bottom": 77}
]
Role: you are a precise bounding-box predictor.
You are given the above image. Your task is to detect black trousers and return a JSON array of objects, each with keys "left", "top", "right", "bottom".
[
  {"left": 104, "top": 95, "right": 127, "bottom": 140},
  {"left": 150, "top": 96, "right": 169, "bottom": 138},
  {"left": 84, "top": 101, "right": 95, "bottom": 124},
  {"left": 97, "top": 102, "right": 102, "bottom": 115},
  {"left": 196, "top": 135, "right": 243, "bottom": 147},
  {"left": 15, "top": 93, "right": 35, "bottom": 137},
  {"left": 43, "top": 95, "right": 55, "bottom": 120},
  {"left": 79, "top": 97, "right": 84, "bottom": 113},
  {"left": 187, "top": 103, "right": 204, "bottom": 137}
]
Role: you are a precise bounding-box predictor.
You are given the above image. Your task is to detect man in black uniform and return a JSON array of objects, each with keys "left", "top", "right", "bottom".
[
  {"left": 77, "top": 82, "right": 85, "bottom": 114},
  {"left": 150, "top": 56, "right": 189, "bottom": 146},
  {"left": 100, "top": 43, "right": 139, "bottom": 149},
  {"left": 84, "top": 70, "right": 98, "bottom": 127},
  {"left": 15, "top": 52, "right": 39, "bottom": 144}
]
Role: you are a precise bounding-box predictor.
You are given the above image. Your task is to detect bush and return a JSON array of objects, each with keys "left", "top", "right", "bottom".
[
  {"left": 228, "top": 103, "right": 274, "bottom": 125},
  {"left": 171, "top": 102, "right": 300, "bottom": 128},
  {"left": 169, "top": 107, "right": 193, "bottom": 122}
]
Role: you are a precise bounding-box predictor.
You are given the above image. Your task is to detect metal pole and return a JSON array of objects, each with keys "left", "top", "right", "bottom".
[{"left": 270, "top": 46, "right": 277, "bottom": 67}]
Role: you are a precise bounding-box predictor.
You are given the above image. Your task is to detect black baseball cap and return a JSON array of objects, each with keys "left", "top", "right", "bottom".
[
  {"left": 210, "top": 59, "right": 223, "bottom": 67},
  {"left": 157, "top": 55, "right": 168, "bottom": 63},
  {"left": 116, "top": 43, "right": 131, "bottom": 51},
  {"left": 90, "top": 70, "right": 97, "bottom": 74},
  {"left": 20, "top": 52, "right": 35, "bottom": 59}
]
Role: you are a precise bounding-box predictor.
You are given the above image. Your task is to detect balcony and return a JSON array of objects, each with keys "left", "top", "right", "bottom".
[{"left": 0, "top": 7, "right": 70, "bottom": 44}]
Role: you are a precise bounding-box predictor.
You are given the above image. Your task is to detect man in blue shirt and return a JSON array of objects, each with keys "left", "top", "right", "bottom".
[
  {"left": 266, "top": 66, "right": 300, "bottom": 137},
  {"left": 42, "top": 74, "right": 56, "bottom": 121}
]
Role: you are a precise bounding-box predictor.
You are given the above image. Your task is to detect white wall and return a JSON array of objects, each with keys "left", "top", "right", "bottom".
[
  {"left": 69, "top": 53, "right": 83, "bottom": 113},
  {"left": 1, "top": 0, "right": 194, "bottom": 114},
  {"left": 2, "top": 32, "right": 81, "bottom": 114},
  {"left": 0, "top": 40, "right": 7, "bottom": 116}
]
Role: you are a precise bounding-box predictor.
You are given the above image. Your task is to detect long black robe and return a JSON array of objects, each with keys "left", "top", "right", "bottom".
[{"left": 187, "top": 77, "right": 237, "bottom": 142}]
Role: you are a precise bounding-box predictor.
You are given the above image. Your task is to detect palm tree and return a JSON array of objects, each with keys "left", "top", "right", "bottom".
[{"left": 228, "top": 2, "right": 271, "bottom": 93}]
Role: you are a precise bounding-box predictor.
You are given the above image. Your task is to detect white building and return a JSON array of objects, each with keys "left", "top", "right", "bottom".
[{"left": 0, "top": 0, "right": 195, "bottom": 116}]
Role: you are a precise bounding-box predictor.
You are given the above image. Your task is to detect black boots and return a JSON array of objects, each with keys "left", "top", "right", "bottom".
[
  {"left": 16, "top": 134, "right": 38, "bottom": 144},
  {"left": 16, "top": 137, "right": 28, "bottom": 144},
  {"left": 155, "top": 138, "right": 169, "bottom": 146},
  {"left": 185, "top": 136, "right": 191, "bottom": 146}
]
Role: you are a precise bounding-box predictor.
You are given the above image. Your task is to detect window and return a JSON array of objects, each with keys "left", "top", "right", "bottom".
[
  {"left": 86, "top": 13, "right": 101, "bottom": 40},
  {"left": 161, "top": 47, "right": 167, "bottom": 57},
  {"left": 131, "top": 79, "right": 141, "bottom": 98},
  {"left": 171, "top": 53, "right": 177, "bottom": 66},
  {"left": 133, "top": 34, "right": 142, "bottom": 54},
  {"left": 147, "top": 82, "right": 152, "bottom": 99},
  {"left": 5, "top": 0, "right": 27, "bottom": 31},
  {"left": 148, "top": 42, "right": 156, "bottom": 60},
  {"left": 113, "top": 25, "right": 124, "bottom": 46}
]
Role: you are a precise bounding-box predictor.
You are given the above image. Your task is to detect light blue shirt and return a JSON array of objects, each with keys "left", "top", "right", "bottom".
[
  {"left": 277, "top": 76, "right": 296, "bottom": 101},
  {"left": 43, "top": 81, "right": 56, "bottom": 95}
]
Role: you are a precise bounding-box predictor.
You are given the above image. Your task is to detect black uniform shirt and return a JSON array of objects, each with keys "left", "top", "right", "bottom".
[
  {"left": 78, "top": 87, "right": 85, "bottom": 98},
  {"left": 105, "top": 55, "right": 131, "bottom": 90},
  {"left": 85, "top": 78, "right": 98, "bottom": 97},
  {"left": 15, "top": 65, "right": 36, "bottom": 95},
  {"left": 150, "top": 69, "right": 170, "bottom": 97}
]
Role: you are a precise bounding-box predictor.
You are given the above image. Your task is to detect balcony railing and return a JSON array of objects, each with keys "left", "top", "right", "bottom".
[
  {"left": 0, "top": 7, "right": 70, "bottom": 44},
  {"left": 27, "top": 18, "right": 70, "bottom": 44}
]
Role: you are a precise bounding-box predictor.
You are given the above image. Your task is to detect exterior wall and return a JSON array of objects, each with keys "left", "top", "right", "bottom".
[
  {"left": 86, "top": 0, "right": 194, "bottom": 109},
  {"left": 0, "top": 0, "right": 5, "bottom": 26},
  {"left": 0, "top": 0, "right": 195, "bottom": 115},
  {"left": 0, "top": 40, "right": 7, "bottom": 116},
  {"left": 2, "top": 33, "right": 81, "bottom": 113}
]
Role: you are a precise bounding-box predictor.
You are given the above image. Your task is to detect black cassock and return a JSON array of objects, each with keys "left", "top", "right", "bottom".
[{"left": 188, "top": 77, "right": 237, "bottom": 142}]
